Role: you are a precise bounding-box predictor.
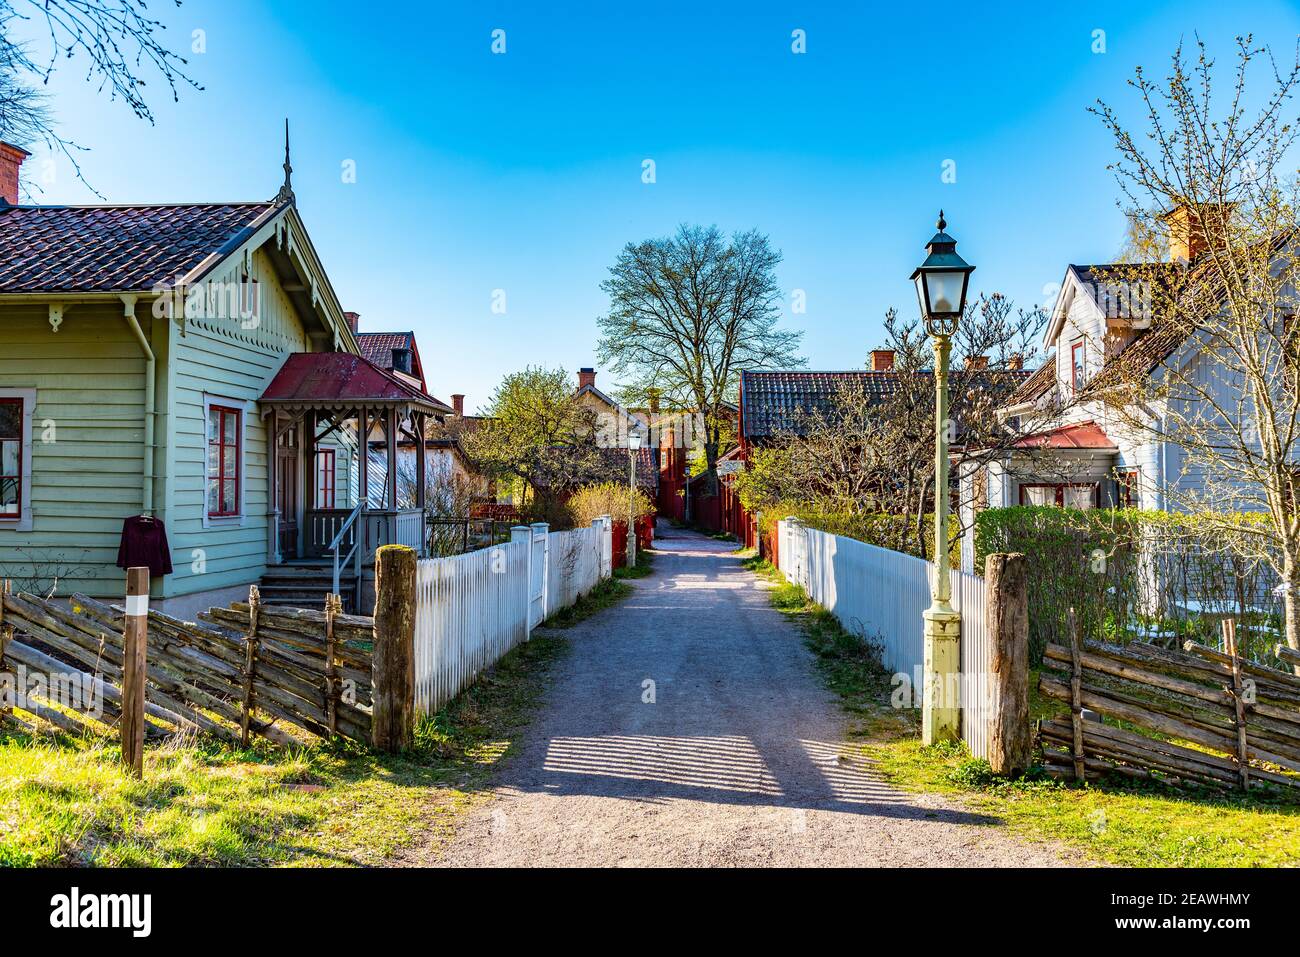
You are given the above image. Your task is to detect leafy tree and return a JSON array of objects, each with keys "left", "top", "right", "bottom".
[
  {"left": 462, "top": 367, "right": 620, "bottom": 518},
  {"left": 597, "top": 224, "right": 803, "bottom": 491}
]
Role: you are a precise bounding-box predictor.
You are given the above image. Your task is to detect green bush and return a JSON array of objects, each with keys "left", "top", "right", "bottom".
[
  {"left": 758, "top": 503, "right": 960, "bottom": 563},
  {"left": 974, "top": 506, "right": 1283, "bottom": 665}
]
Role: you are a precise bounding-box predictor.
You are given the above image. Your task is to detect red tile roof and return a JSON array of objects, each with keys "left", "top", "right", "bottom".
[
  {"left": 259, "top": 352, "right": 443, "bottom": 411},
  {"left": 355, "top": 331, "right": 413, "bottom": 365},
  {"left": 0, "top": 202, "right": 278, "bottom": 293},
  {"left": 1012, "top": 421, "right": 1117, "bottom": 450}
]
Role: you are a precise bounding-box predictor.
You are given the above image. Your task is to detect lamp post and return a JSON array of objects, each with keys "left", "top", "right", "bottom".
[
  {"left": 909, "top": 210, "right": 974, "bottom": 745},
  {"left": 627, "top": 430, "right": 642, "bottom": 569}
]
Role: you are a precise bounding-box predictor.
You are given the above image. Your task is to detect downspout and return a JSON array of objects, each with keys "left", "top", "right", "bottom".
[{"left": 121, "top": 294, "right": 156, "bottom": 515}]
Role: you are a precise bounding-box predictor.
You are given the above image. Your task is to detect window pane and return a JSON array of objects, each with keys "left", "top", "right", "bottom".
[
  {"left": 222, "top": 480, "right": 237, "bottom": 514},
  {"left": 223, "top": 410, "right": 238, "bottom": 444},
  {"left": 1064, "top": 486, "right": 1094, "bottom": 509},
  {"left": 0, "top": 476, "right": 17, "bottom": 512},
  {"left": 223, "top": 446, "right": 237, "bottom": 477},
  {"left": 1024, "top": 486, "right": 1054, "bottom": 506},
  {"left": 208, "top": 408, "right": 220, "bottom": 442},
  {"left": 207, "top": 443, "right": 219, "bottom": 477},
  {"left": 1, "top": 439, "right": 17, "bottom": 476},
  {"left": 0, "top": 402, "right": 19, "bottom": 438}
]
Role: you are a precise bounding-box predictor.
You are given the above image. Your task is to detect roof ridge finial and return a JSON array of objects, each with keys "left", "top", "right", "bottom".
[
  {"left": 937, "top": 209, "right": 946, "bottom": 232},
  {"left": 275, "top": 118, "right": 295, "bottom": 205}
]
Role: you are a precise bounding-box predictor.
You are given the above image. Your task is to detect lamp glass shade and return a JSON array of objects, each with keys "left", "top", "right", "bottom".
[
  {"left": 627, "top": 431, "right": 643, "bottom": 450},
  {"left": 924, "top": 268, "right": 968, "bottom": 316}
]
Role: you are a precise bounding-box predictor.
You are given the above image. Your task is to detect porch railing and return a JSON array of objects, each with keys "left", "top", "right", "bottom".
[{"left": 326, "top": 502, "right": 364, "bottom": 598}]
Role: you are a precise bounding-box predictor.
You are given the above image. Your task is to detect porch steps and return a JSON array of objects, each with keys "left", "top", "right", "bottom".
[{"left": 258, "top": 561, "right": 361, "bottom": 614}]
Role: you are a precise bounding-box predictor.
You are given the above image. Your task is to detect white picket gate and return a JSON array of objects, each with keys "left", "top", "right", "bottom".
[
  {"left": 527, "top": 522, "right": 550, "bottom": 630},
  {"left": 776, "top": 519, "right": 992, "bottom": 759},
  {"left": 412, "top": 517, "right": 613, "bottom": 716}
]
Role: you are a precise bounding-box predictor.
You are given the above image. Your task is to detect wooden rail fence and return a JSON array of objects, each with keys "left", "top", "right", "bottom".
[
  {"left": 0, "top": 580, "right": 375, "bottom": 751},
  {"left": 1039, "top": 613, "right": 1300, "bottom": 792}
]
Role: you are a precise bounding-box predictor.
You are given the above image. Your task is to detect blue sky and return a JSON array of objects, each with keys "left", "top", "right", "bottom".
[{"left": 16, "top": 0, "right": 1300, "bottom": 409}]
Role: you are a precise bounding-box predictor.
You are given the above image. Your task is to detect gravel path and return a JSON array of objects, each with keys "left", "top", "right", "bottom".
[{"left": 429, "top": 525, "right": 1070, "bottom": 867}]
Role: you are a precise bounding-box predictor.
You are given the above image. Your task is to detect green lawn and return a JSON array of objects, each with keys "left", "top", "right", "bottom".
[
  {"left": 1, "top": 631, "right": 569, "bottom": 867},
  {"left": 743, "top": 555, "right": 1300, "bottom": 867}
]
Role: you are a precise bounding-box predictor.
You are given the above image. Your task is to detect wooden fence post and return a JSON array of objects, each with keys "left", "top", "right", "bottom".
[
  {"left": 985, "top": 552, "right": 1030, "bottom": 775},
  {"left": 0, "top": 579, "right": 11, "bottom": 720},
  {"left": 372, "top": 544, "right": 417, "bottom": 752},
  {"left": 1223, "top": 618, "right": 1250, "bottom": 791},
  {"left": 323, "top": 593, "right": 341, "bottom": 737},
  {"left": 239, "top": 585, "right": 262, "bottom": 747},
  {"left": 1067, "top": 607, "right": 1085, "bottom": 783},
  {"left": 122, "top": 567, "right": 149, "bottom": 777}
]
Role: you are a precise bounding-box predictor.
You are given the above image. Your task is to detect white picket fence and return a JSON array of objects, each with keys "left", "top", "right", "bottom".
[
  {"left": 776, "top": 519, "right": 992, "bottom": 759},
  {"left": 412, "top": 518, "right": 614, "bottom": 715}
]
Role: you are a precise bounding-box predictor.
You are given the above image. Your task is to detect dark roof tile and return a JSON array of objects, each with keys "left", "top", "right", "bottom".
[{"left": 0, "top": 202, "right": 277, "bottom": 293}]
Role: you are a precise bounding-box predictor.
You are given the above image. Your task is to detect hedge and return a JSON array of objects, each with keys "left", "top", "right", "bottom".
[{"left": 974, "top": 506, "right": 1284, "bottom": 665}]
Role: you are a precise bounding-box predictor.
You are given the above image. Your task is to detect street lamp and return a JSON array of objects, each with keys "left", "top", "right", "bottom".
[
  {"left": 627, "top": 430, "right": 642, "bottom": 569},
  {"left": 909, "top": 210, "right": 974, "bottom": 746}
]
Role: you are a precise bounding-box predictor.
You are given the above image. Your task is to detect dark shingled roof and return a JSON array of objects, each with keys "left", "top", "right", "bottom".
[
  {"left": 0, "top": 202, "right": 278, "bottom": 293},
  {"left": 740, "top": 368, "right": 1032, "bottom": 440},
  {"left": 740, "top": 371, "right": 903, "bottom": 439},
  {"left": 1004, "top": 358, "right": 1057, "bottom": 407}
]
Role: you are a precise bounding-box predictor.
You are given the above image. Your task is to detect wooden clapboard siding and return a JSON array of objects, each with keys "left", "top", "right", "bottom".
[
  {"left": 163, "top": 246, "right": 313, "bottom": 599},
  {"left": 0, "top": 304, "right": 148, "bottom": 595}
]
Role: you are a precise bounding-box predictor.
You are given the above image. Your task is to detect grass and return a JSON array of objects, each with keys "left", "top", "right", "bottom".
[
  {"left": 743, "top": 555, "right": 1300, "bottom": 867},
  {"left": 613, "top": 547, "right": 656, "bottom": 579},
  {"left": 0, "top": 632, "right": 568, "bottom": 867}
]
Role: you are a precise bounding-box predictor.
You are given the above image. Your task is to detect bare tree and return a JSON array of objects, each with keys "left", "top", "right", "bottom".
[
  {"left": 1088, "top": 36, "right": 1300, "bottom": 662},
  {"left": 0, "top": 1, "right": 201, "bottom": 192},
  {"left": 738, "top": 294, "right": 1050, "bottom": 555},
  {"left": 597, "top": 225, "right": 803, "bottom": 491}
]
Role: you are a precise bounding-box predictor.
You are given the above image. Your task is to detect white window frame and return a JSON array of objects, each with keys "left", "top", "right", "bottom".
[
  {"left": 0, "top": 388, "right": 35, "bottom": 532},
  {"left": 202, "top": 393, "right": 250, "bottom": 529}
]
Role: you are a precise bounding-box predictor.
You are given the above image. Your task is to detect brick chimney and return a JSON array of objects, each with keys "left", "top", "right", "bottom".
[
  {"left": 1163, "top": 202, "right": 1232, "bottom": 262},
  {"left": 964, "top": 355, "right": 989, "bottom": 370},
  {"left": 0, "top": 142, "right": 30, "bottom": 205},
  {"left": 1007, "top": 353, "right": 1024, "bottom": 371},
  {"left": 451, "top": 393, "right": 465, "bottom": 416},
  {"left": 343, "top": 311, "right": 360, "bottom": 334},
  {"left": 578, "top": 367, "right": 596, "bottom": 389},
  {"left": 870, "top": 350, "right": 895, "bottom": 372}
]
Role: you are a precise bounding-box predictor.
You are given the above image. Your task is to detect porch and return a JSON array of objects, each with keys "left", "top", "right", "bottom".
[{"left": 258, "top": 351, "right": 450, "bottom": 610}]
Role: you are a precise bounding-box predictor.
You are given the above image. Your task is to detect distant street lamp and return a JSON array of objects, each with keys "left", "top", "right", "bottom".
[
  {"left": 627, "top": 430, "right": 642, "bottom": 569},
  {"left": 909, "top": 210, "right": 974, "bottom": 746}
]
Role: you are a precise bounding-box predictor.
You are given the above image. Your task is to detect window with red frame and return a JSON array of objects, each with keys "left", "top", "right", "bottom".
[
  {"left": 207, "top": 405, "right": 241, "bottom": 517},
  {"left": 1117, "top": 469, "right": 1139, "bottom": 508},
  {"left": 0, "top": 398, "right": 21, "bottom": 519},
  {"left": 1019, "top": 482, "right": 1098, "bottom": 509},
  {"left": 316, "top": 448, "right": 336, "bottom": 508},
  {"left": 1071, "top": 340, "right": 1086, "bottom": 394}
]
